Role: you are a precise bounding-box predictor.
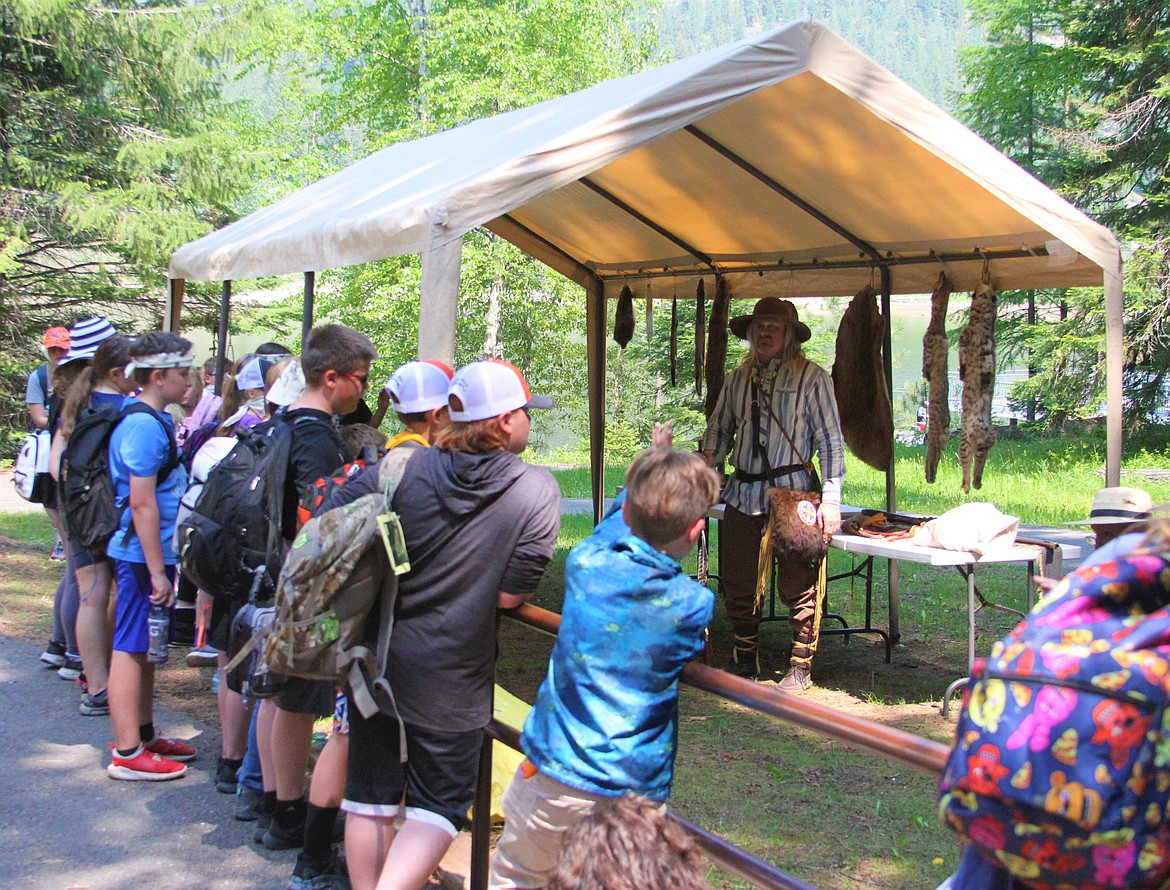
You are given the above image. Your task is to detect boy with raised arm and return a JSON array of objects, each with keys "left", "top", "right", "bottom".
[{"left": 490, "top": 445, "right": 721, "bottom": 889}]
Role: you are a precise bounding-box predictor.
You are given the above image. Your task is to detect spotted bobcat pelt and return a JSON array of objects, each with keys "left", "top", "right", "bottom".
[
  {"left": 923, "top": 273, "right": 951, "bottom": 483},
  {"left": 958, "top": 279, "right": 997, "bottom": 492}
]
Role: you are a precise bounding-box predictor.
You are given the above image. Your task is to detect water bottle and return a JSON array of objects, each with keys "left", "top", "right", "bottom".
[{"left": 147, "top": 604, "right": 170, "bottom": 664}]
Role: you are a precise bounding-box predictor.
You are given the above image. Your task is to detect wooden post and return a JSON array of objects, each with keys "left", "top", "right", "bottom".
[{"left": 164, "top": 278, "right": 185, "bottom": 333}]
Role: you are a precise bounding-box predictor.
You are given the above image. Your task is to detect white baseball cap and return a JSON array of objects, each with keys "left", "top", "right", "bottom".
[
  {"left": 447, "top": 360, "right": 554, "bottom": 422},
  {"left": 385, "top": 360, "right": 454, "bottom": 414}
]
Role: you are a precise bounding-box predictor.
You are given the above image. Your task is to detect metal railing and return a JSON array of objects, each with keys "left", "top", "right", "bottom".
[{"left": 469, "top": 603, "right": 951, "bottom": 890}]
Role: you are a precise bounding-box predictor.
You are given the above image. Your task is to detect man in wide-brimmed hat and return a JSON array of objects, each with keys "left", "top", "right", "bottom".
[{"left": 701, "top": 297, "right": 845, "bottom": 692}]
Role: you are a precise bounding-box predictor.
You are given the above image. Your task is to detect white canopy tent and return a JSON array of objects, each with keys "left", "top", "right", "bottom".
[{"left": 169, "top": 19, "right": 1124, "bottom": 542}]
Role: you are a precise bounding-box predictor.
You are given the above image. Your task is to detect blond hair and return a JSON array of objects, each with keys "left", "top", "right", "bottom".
[
  {"left": 624, "top": 449, "right": 720, "bottom": 549},
  {"left": 739, "top": 317, "right": 804, "bottom": 371},
  {"left": 547, "top": 794, "right": 710, "bottom": 890}
]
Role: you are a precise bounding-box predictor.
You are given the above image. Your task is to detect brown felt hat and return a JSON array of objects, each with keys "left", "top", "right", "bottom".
[{"left": 729, "top": 298, "right": 811, "bottom": 342}]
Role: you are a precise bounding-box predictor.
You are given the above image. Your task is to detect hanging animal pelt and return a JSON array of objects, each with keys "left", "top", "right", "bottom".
[
  {"left": 831, "top": 286, "right": 893, "bottom": 470},
  {"left": 694, "top": 278, "right": 706, "bottom": 396},
  {"left": 669, "top": 297, "right": 678, "bottom": 387},
  {"left": 704, "top": 276, "right": 730, "bottom": 419},
  {"left": 958, "top": 269, "right": 997, "bottom": 492},
  {"left": 613, "top": 284, "right": 635, "bottom": 348},
  {"left": 923, "top": 272, "right": 952, "bottom": 483}
]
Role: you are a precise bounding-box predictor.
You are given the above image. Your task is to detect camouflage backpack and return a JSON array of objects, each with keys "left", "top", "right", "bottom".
[{"left": 262, "top": 447, "right": 414, "bottom": 719}]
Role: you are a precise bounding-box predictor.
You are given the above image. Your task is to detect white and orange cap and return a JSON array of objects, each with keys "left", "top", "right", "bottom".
[
  {"left": 447, "top": 360, "right": 554, "bottom": 422},
  {"left": 385, "top": 360, "right": 454, "bottom": 414}
]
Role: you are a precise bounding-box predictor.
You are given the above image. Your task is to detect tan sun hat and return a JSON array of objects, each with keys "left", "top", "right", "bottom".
[
  {"left": 728, "top": 298, "right": 811, "bottom": 342},
  {"left": 1065, "top": 487, "right": 1154, "bottom": 526}
]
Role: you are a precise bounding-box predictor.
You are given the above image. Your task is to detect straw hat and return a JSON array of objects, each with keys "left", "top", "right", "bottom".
[
  {"left": 728, "top": 298, "right": 811, "bottom": 342},
  {"left": 1066, "top": 487, "right": 1154, "bottom": 526}
]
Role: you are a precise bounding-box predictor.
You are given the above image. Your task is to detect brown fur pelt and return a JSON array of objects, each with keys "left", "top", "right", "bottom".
[
  {"left": 614, "top": 284, "right": 635, "bottom": 348},
  {"left": 694, "top": 278, "right": 706, "bottom": 396},
  {"left": 704, "top": 276, "right": 730, "bottom": 419},
  {"left": 831, "top": 286, "right": 893, "bottom": 470},
  {"left": 923, "top": 272, "right": 951, "bottom": 483},
  {"left": 767, "top": 487, "right": 827, "bottom": 567},
  {"left": 958, "top": 277, "right": 997, "bottom": 492}
]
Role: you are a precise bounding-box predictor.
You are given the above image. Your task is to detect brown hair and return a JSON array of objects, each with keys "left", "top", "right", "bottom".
[
  {"left": 547, "top": 794, "right": 710, "bottom": 890},
  {"left": 340, "top": 423, "right": 387, "bottom": 455},
  {"left": 624, "top": 449, "right": 720, "bottom": 549},
  {"left": 301, "top": 324, "right": 377, "bottom": 386},
  {"left": 129, "top": 332, "right": 192, "bottom": 387},
  {"left": 60, "top": 335, "right": 134, "bottom": 439},
  {"left": 434, "top": 416, "right": 510, "bottom": 454}
]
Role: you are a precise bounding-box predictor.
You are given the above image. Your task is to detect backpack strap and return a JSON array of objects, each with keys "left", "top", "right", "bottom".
[
  {"left": 116, "top": 401, "right": 182, "bottom": 545},
  {"left": 342, "top": 447, "right": 416, "bottom": 764}
]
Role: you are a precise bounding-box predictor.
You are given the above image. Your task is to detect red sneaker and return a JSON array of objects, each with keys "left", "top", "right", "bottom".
[
  {"left": 145, "top": 736, "right": 197, "bottom": 762},
  {"left": 107, "top": 746, "right": 188, "bottom": 782}
]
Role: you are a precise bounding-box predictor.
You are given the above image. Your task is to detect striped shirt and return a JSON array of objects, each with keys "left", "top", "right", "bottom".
[{"left": 701, "top": 358, "right": 845, "bottom": 515}]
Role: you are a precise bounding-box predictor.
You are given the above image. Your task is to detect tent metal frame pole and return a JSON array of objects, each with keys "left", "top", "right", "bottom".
[
  {"left": 880, "top": 265, "right": 900, "bottom": 644},
  {"left": 683, "top": 125, "right": 883, "bottom": 264},
  {"left": 579, "top": 178, "right": 717, "bottom": 269},
  {"left": 498, "top": 214, "right": 594, "bottom": 280},
  {"left": 165, "top": 278, "right": 185, "bottom": 333},
  {"left": 215, "top": 280, "right": 231, "bottom": 397},
  {"left": 593, "top": 246, "right": 1048, "bottom": 282},
  {"left": 585, "top": 274, "right": 607, "bottom": 525},
  {"left": 302, "top": 271, "right": 315, "bottom": 346}
]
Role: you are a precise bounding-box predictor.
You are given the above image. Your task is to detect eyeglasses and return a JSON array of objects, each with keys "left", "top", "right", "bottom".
[{"left": 340, "top": 371, "right": 370, "bottom": 390}]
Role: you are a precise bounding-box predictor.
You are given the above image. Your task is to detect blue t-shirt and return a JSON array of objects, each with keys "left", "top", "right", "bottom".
[
  {"left": 521, "top": 509, "right": 714, "bottom": 801},
  {"left": 106, "top": 404, "right": 186, "bottom": 565}
]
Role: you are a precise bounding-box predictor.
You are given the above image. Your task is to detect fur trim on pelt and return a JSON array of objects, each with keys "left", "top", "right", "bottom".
[{"left": 766, "top": 488, "right": 827, "bottom": 567}]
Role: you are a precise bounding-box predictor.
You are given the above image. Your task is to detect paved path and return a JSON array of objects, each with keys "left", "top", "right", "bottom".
[{"left": 0, "top": 634, "right": 293, "bottom": 890}]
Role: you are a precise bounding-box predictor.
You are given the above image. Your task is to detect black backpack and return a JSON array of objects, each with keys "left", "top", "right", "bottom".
[
  {"left": 177, "top": 414, "right": 311, "bottom": 602},
  {"left": 59, "top": 401, "right": 178, "bottom": 553}
]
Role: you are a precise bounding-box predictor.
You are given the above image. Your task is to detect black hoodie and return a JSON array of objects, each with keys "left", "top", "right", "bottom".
[{"left": 332, "top": 446, "right": 560, "bottom": 731}]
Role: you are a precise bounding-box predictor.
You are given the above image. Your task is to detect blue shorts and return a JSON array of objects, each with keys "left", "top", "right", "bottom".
[{"left": 112, "top": 560, "right": 176, "bottom": 654}]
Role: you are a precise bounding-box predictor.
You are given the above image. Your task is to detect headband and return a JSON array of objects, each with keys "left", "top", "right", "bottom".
[{"left": 124, "top": 350, "right": 195, "bottom": 377}]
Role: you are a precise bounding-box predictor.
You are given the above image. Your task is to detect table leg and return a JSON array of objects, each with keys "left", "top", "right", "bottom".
[
  {"left": 888, "top": 559, "right": 900, "bottom": 645},
  {"left": 966, "top": 565, "right": 976, "bottom": 673}
]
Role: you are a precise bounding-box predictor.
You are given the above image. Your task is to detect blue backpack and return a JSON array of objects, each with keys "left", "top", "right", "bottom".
[{"left": 939, "top": 550, "right": 1170, "bottom": 889}]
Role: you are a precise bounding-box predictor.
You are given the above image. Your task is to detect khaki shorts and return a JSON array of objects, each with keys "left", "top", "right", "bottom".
[{"left": 489, "top": 762, "right": 613, "bottom": 889}]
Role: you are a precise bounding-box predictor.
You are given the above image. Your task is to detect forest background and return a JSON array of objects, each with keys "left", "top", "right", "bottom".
[{"left": 1, "top": 0, "right": 1167, "bottom": 464}]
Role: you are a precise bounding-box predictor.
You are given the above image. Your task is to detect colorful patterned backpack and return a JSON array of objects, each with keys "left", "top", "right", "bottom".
[{"left": 939, "top": 550, "right": 1170, "bottom": 890}]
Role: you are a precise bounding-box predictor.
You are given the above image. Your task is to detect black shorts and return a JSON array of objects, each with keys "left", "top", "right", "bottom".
[
  {"left": 342, "top": 708, "right": 482, "bottom": 836},
  {"left": 207, "top": 596, "right": 242, "bottom": 653},
  {"left": 274, "top": 676, "right": 336, "bottom": 717}
]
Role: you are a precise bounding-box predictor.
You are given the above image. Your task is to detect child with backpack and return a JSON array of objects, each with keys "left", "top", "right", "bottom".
[
  {"left": 340, "top": 359, "right": 560, "bottom": 890},
  {"left": 105, "top": 332, "right": 196, "bottom": 781},
  {"left": 489, "top": 445, "right": 720, "bottom": 889},
  {"left": 53, "top": 333, "right": 136, "bottom": 715},
  {"left": 285, "top": 358, "right": 454, "bottom": 890},
  {"left": 41, "top": 317, "right": 119, "bottom": 682},
  {"left": 255, "top": 324, "right": 377, "bottom": 849}
]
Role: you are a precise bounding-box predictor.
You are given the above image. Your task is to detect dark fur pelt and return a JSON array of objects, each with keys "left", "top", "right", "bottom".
[
  {"left": 704, "top": 276, "right": 730, "bottom": 419},
  {"left": 832, "top": 286, "right": 893, "bottom": 470},
  {"left": 767, "top": 488, "right": 827, "bottom": 567},
  {"left": 614, "top": 285, "right": 635, "bottom": 348}
]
